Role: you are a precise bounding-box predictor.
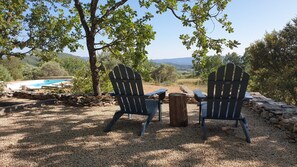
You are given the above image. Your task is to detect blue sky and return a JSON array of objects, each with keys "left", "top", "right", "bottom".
[{"left": 66, "top": 0, "right": 297, "bottom": 59}]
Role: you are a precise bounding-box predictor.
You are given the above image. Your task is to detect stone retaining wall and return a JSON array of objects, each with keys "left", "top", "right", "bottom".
[
  {"left": 12, "top": 92, "right": 116, "bottom": 107},
  {"left": 248, "top": 92, "right": 297, "bottom": 143}
]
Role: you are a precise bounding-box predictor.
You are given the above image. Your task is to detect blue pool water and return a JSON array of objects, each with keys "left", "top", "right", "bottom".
[{"left": 28, "top": 79, "right": 70, "bottom": 88}]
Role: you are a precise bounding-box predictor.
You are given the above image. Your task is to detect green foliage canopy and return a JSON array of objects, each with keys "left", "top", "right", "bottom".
[
  {"left": 245, "top": 17, "right": 297, "bottom": 105},
  {"left": 1, "top": 0, "right": 236, "bottom": 95},
  {"left": 0, "top": 0, "right": 82, "bottom": 59}
]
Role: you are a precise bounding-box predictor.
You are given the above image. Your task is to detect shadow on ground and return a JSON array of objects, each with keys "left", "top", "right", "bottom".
[{"left": 0, "top": 104, "right": 296, "bottom": 166}]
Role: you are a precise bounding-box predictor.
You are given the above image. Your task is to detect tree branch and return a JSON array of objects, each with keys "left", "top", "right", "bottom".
[
  {"left": 94, "top": 39, "right": 120, "bottom": 51},
  {"left": 74, "top": 0, "right": 90, "bottom": 35},
  {"left": 90, "top": 0, "right": 99, "bottom": 32},
  {"left": 167, "top": 6, "right": 195, "bottom": 23},
  {"left": 107, "top": 47, "right": 118, "bottom": 56},
  {"left": 97, "top": 0, "right": 128, "bottom": 23}
]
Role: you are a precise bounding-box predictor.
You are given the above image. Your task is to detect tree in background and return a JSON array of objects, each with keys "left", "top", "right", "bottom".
[
  {"left": 22, "top": 64, "right": 40, "bottom": 80},
  {"left": 151, "top": 64, "right": 179, "bottom": 84},
  {"left": 223, "top": 52, "right": 243, "bottom": 67},
  {"left": 0, "top": 65, "right": 13, "bottom": 82},
  {"left": 38, "top": 61, "right": 69, "bottom": 77},
  {"left": 195, "top": 54, "right": 223, "bottom": 81},
  {"left": 245, "top": 17, "right": 297, "bottom": 105},
  {"left": 56, "top": 55, "right": 86, "bottom": 76},
  {"left": 72, "top": 52, "right": 120, "bottom": 94},
  {"left": 0, "top": 56, "right": 24, "bottom": 80}
]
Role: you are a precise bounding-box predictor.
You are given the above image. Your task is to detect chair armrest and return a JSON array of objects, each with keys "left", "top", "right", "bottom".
[
  {"left": 193, "top": 89, "right": 207, "bottom": 102},
  {"left": 145, "top": 88, "right": 167, "bottom": 101},
  {"left": 243, "top": 92, "right": 253, "bottom": 101},
  {"left": 109, "top": 92, "right": 115, "bottom": 96}
]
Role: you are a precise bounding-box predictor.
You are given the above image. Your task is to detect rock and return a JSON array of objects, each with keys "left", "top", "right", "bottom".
[
  {"left": 270, "top": 110, "right": 286, "bottom": 115},
  {"left": 284, "top": 108, "right": 297, "bottom": 113},
  {"left": 268, "top": 113, "right": 274, "bottom": 118},
  {"left": 280, "top": 119, "right": 290, "bottom": 124},
  {"left": 293, "top": 123, "right": 297, "bottom": 133},
  {"left": 282, "top": 113, "right": 294, "bottom": 119},
  {"left": 281, "top": 104, "right": 295, "bottom": 108},
  {"left": 261, "top": 110, "right": 269, "bottom": 119},
  {"left": 262, "top": 103, "right": 281, "bottom": 111},
  {"left": 269, "top": 117, "right": 279, "bottom": 124}
]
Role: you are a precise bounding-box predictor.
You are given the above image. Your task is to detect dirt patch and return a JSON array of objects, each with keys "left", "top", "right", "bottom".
[{"left": 143, "top": 83, "right": 182, "bottom": 94}]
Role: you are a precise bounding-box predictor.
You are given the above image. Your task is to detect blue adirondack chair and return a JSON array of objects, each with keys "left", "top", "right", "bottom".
[
  {"left": 104, "top": 64, "right": 167, "bottom": 136},
  {"left": 194, "top": 63, "right": 252, "bottom": 143}
]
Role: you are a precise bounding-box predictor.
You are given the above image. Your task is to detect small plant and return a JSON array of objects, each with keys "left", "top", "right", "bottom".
[{"left": 0, "top": 81, "right": 5, "bottom": 93}]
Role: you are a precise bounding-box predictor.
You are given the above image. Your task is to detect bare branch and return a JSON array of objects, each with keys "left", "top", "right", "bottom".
[
  {"left": 167, "top": 6, "right": 195, "bottom": 23},
  {"left": 0, "top": 47, "right": 35, "bottom": 58}
]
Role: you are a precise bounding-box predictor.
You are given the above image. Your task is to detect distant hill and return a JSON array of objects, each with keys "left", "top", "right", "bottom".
[
  {"left": 58, "top": 53, "right": 88, "bottom": 60},
  {"left": 21, "top": 55, "right": 41, "bottom": 66},
  {"left": 150, "top": 57, "right": 194, "bottom": 71},
  {"left": 151, "top": 57, "right": 193, "bottom": 66},
  {"left": 21, "top": 53, "right": 88, "bottom": 66}
]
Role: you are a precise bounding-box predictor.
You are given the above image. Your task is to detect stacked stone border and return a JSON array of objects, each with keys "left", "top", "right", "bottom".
[
  {"left": 1, "top": 99, "right": 57, "bottom": 114},
  {"left": 248, "top": 92, "right": 297, "bottom": 143}
]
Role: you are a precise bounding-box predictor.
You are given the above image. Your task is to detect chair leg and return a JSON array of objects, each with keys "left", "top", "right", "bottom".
[
  {"left": 140, "top": 113, "right": 156, "bottom": 136},
  {"left": 235, "top": 120, "right": 239, "bottom": 127},
  {"left": 158, "top": 101, "right": 162, "bottom": 122},
  {"left": 239, "top": 118, "right": 251, "bottom": 143},
  {"left": 198, "top": 108, "right": 201, "bottom": 124},
  {"left": 198, "top": 103, "right": 202, "bottom": 124},
  {"left": 104, "top": 111, "right": 124, "bottom": 132},
  {"left": 201, "top": 118, "right": 207, "bottom": 140}
]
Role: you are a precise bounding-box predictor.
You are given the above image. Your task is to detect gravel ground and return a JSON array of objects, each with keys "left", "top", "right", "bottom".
[{"left": 0, "top": 104, "right": 296, "bottom": 167}]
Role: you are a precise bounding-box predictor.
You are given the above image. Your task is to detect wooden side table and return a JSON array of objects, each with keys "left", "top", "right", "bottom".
[{"left": 169, "top": 93, "right": 188, "bottom": 127}]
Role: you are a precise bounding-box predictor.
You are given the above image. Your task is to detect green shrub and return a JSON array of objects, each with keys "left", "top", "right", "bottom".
[
  {"left": 22, "top": 64, "right": 40, "bottom": 80},
  {"left": 72, "top": 65, "right": 93, "bottom": 94},
  {"left": 151, "top": 64, "right": 179, "bottom": 84},
  {"left": 0, "top": 65, "right": 13, "bottom": 82},
  {"left": 0, "top": 81, "right": 5, "bottom": 92},
  {"left": 39, "top": 61, "right": 69, "bottom": 77},
  {"left": 1, "top": 56, "right": 23, "bottom": 80}
]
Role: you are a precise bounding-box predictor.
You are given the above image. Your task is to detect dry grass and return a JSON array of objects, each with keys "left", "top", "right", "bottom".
[
  {"left": 143, "top": 78, "right": 207, "bottom": 94},
  {"left": 0, "top": 104, "right": 296, "bottom": 166}
]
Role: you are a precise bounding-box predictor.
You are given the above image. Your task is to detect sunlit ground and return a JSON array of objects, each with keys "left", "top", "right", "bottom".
[{"left": 0, "top": 103, "right": 296, "bottom": 166}]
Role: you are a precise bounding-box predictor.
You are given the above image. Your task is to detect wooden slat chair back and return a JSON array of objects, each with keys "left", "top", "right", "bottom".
[
  {"left": 206, "top": 63, "right": 249, "bottom": 120},
  {"left": 193, "top": 63, "right": 252, "bottom": 143},
  {"left": 104, "top": 64, "right": 167, "bottom": 136},
  {"left": 109, "top": 64, "right": 148, "bottom": 115}
]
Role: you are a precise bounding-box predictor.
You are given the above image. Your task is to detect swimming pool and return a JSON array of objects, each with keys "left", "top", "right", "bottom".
[
  {"left": 6, "top": 79, "right": 72, "bottom": 90},
  {"left": 27, "top": 79, "right": 71, "bottom": 89}
]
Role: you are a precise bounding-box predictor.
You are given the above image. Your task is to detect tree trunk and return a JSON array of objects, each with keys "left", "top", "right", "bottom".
[{"left": 87, "top": 35, "right": 100, "bottom": 96}]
